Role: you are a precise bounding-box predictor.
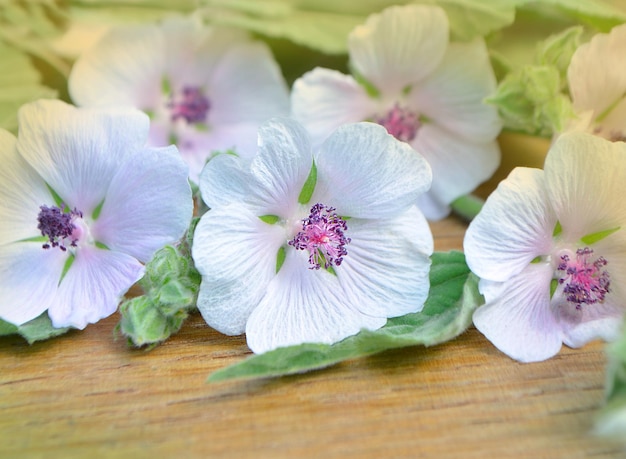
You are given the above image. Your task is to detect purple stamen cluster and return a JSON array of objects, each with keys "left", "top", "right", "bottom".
[
  {"left": 168, "top": 86, "right": 210, "bottom": 124},
  {"left": 375, "top": 103, "right": 421, "bottom": 143},
  {"left": 289, "top": 203, "right": 351, "bottom": 270},
  {"left": 557, "top": 247, "right": 610, "bottom": 309},
  {"left": 37, "top": 205, "right": 83, "bottom": 251}
]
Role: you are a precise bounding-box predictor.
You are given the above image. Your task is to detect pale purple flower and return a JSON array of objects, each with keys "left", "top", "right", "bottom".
[
  {"left": 464, "top": 132, "right": 626, "bottom": 362},
  {"left": 567, "top": 23, "right": 626, "bottom": 141},
  {"left": 192, "top": 118, "right": 433, "bottom": 353},
  {"left": 291, "top": 4, "right": 502, "bottom": 220},
  {"left": 68, "top": 16, "right": 290, "bottom": 181},
  {"left": 0, "top": 100, "right": 192, "bottom": 329}
]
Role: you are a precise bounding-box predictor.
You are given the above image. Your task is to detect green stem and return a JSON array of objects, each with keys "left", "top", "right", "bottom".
[{"left": 450, "top": 194, "right": 485, "bottom": 221}]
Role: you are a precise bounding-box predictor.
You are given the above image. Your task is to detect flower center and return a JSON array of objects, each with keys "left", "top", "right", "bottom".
[
  {"left": 556, "top": 247, "right": 610, "bottom": 309},
  {"left": 168, "top": 86, "right": 210, "bottom": 124},
  {"left": 375, "top": 104, "right": 421, "bottom": 142},
  {"left": 288, "top": 203, "right": 351, "bottom": 270},
  {"left": 37, "top": 205, "right": 84, "bottom": 252}
]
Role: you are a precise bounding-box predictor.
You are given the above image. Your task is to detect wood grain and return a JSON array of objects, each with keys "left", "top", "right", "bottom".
[{"left": 1, "top": 216, "right": 624, "bottom": 458}]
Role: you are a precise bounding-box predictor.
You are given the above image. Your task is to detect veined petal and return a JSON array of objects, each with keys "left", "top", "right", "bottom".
[
  {"left": 314, "top": 122, "right": 432, "bottom": 219},
  {"left": 199, "top": 152, "right": 250, "bottom": 209},
  {"left": 412, "top": 124, "right": 500, "bottom": 213},
  {"left": 161, "top": 18, "right": 248, "bottom": 86},
  {"left": 91, "top": 146, "right": 192, "bottom": 263},
  {"left": 245, "top": 249, "right": 386, "bottom": 354},
  {"left": 0, "top": 129, "right": 51, "bottom": 245},
  {"left": 473, "top": 263, "right": 562, "bottom": 363},
  {"left": 291, "top": 68, "right": 378, "bottom": 146},
  {"left": 568, "top": 24, "right": 626, "bottom": 121},
  {"left": 192, "top": 204, "right": 285, "bottom": 335},
  {"left": 409, "top": 39, "right": 501, "bottom": 142},
  {"left": 16, "top": 100, "right": 150, "bottom": 212},
  {"left": 209, "top": 43, "right": 289, "bottom": 124},
  {"left": 0, "top": 242, "right": 66, "bottom": 325},
  {"left": 545, "top": 132, "right": 626, "bottom": 239},
  {"left": 248, "top": 118, "right": 314, "bottom": 216},
  {"left": 464, "top": 167, "right": 556, "bottom": 282},
  {"left": 348, "top": 5, "right": 448, "bottom": 95},
  {"left": 337, "top": 206, "right": 433, "bottom": 318},
  {"left": 68, "top": 22, "right": 164, "bottom": 109},
  {"left": 49, "top": 246, "right": 144, "bottom": 329}
]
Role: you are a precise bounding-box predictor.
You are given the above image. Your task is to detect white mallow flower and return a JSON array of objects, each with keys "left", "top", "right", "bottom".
[
  {"left": 464, "top": 132, "right": 626, "bottom": 363},
  {"left": 69, "top": 16, "right": 289, "bottom": 181},
  {"left": 291, "top": 4, "right": 501, "bottom": 220},
  {"left": 0, "top": 100, "right": 193, "bottom": 329},
  {"left": 567, "top": 23, "right": 626, "bottom": 141},
  {"left": 191, "top": 118, "right": 434, "bottom": 353}
]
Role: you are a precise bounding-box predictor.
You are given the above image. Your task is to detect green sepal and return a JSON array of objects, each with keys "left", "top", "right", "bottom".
[
  {"left": 553, "top": 221, "right": 563, "bottom": 237},
  {"left": 0, "top": 313, "right": 71, "bottom": 344},
  {"left": 208, "top": 251, "right": 482, "bottom": 382},
  {"left": 581, "top": 227, "right": 620, "bottom": 246},
  {"left": 259, "top": 215, "right": 281, "bottom": 224},
  {"left": 58, "top": 254, "right": 75, "bottom": 286},
  {"left": 275, "top": 246, "right": 286, "bottom": 273},
  {"left": 298, "top": 161, "right": 317, "bottom": 205},
  {"left": 92, "top": 199, "right": 105, "bottom": 220},
  {"left": 46, "top": 183, "right": 65, "bottom": 208}
]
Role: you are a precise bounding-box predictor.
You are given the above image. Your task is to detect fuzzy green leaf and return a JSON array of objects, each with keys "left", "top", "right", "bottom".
[
  {"left": 0, "top": 313, "right": 70, "bottom": 344},
  {"left": 594, "top": 323, "right": 626, "bottom": 438},
  {"left": 208, "top": 251, "right": 482, "bottom": 382}
]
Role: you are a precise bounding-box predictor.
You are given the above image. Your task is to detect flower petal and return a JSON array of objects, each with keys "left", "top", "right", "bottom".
[
  {"left": 192, "top": 204, "right": 285, "bottom": 335},
  {"left": 473, "top": 263, "right": 563, "bottom": 363},
  {"left": 412, "top": 123, "right": 500, "bottom": 217},
  {"left": 337, "top": 206, "right": 433, "bottom": 318},
  {"left": 248, "top": 118, "right": 315, "bottom": 216},
  {"left": 409, "top": 39, "right": 501, "bottom": 142},
  {"left": 568, "top": 24, "right": 626, "bottom": 121},
  {"left": 245, "top": 249, "right": 386, "bottom": 354},
  {"left": 49, "top": 246, "right": 144, "bottom": 329},
  {"left": 0, "top": 242, "right": 66, "bottom": 325},
  {"left": 199, "top": 152, "right": 250, "bottom": 209},
  {"left": 348, "top": 5, "right": 448, "bottom": 94},
  {"left": 291, "top": 68, "right": 378, "bottom": 145},
  {"left": 464, "top": 167, "right": 556, "bottom": 282},
  {"left": 0, "top": 129, "right": 51, "bottom": 245},
  {"left": 545, "top": 132, "right": 626, "bottom": 239},
  {"left": 314, "top": 122, "right": 432, "bottom": 219},
  {"left": 16, "top": 100, "right": 150, "bottom": 212},
  {"left": 91, "top": 145, "right": 192, "bottom": 262},
  {"left": 69, "top": 23, "right": 164, "bottom": 109},
  {"left": 209, "top": 42, "right": 289, "bottom": 124}
]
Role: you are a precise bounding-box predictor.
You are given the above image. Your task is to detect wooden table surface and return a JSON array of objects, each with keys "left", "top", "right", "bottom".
[{"left": 1, "top": 216, "right": 625, "bottom": 459}]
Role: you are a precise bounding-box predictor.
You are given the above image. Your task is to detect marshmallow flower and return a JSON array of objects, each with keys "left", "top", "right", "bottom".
[
  {"left": 192, "top": 118, "right": 433, "bottom": 353},
  {"left": 567, "top": 23, "right": 626, "bottom": 141},
  {"left": 291, "top": 4, "right": 501, "bottom": 220},
  {"left": 0, "top": 100, "right": 192, "bottom": 329},
  {"left": 464, "top": 132, "right": 626, "bottom": 363},
  {"left": 69, "top": 16, "right": 289, "bottom": 181}
]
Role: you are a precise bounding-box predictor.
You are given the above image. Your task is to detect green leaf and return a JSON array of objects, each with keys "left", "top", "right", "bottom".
[
  {"left": 594, "top": 323, "right": 626, "bottom": 438},
  {"left": 208, "top": 251, "right": 482, "bottom": 382},
  {"left": 517, "top": 0, "right": 626, "bottom": 33},
  {"left": 0, "top": 313, "right": 71, "bottom": 344},
  {"left": 200, "top": 0, "right": 518, "bottom": 55}
]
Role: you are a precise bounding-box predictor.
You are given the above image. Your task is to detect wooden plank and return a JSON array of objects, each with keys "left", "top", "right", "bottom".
[{"left": 1, "top": 216, "right": 623, "bottom": 458}]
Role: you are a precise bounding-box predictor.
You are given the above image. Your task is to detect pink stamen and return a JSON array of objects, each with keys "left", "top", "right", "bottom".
[
  {"left": 289, "top": 203, "right": 351, "bottom": 270},
  {"left": 375, "top": 104, "right": 420, "bottom": 142},
  {"left": 557, "top": 247, "right": 610, "bottom": 309},
  {"left": 37, "top": 205, "right": 83, "bottom": 251},
  {"left": 168, "top": 86, "right": 210, "bottom": 124}
]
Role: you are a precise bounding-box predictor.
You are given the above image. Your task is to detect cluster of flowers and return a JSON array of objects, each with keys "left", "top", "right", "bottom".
[{"left": 1, "top": 4, "right": 626, "bottom": 366}]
